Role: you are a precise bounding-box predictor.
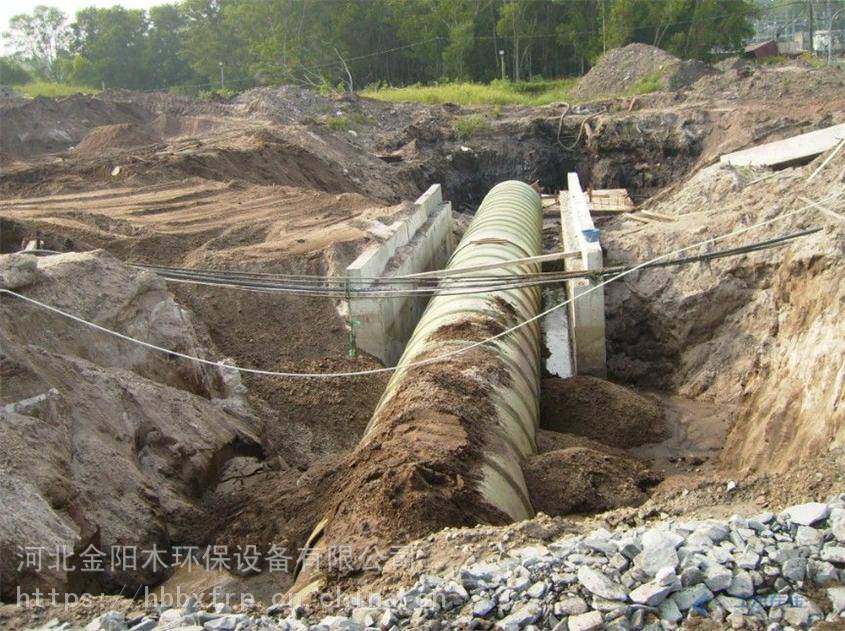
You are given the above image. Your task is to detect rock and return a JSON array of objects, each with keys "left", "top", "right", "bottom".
[
  {"left": 727, "top": 570, "right": 754, "bottom": 598},
  {"left": 821, "top": 546, "right": 845, "bottom": 563},
  {"left": 577, "top": 566, "right": 628, "bottom": 601},
  {"left": 809, "top": 560, "right": 838, "bottom": 585},
  {"left": 127, "top": 619, "right": 156, "bottom": 631},
  {"left": 827, "top": 586, "right": 845, "bottom": 614},
  {"left": 629, "top": 580, "right": 673, "bottom": 606},
  {"left": 350, "top": 607, "right": 380, "bottom": 626},
  {"left": 658, "top": 598, "right": 683, "bottom": 623},
  {"left": 726, "top": 480, "right": 737, "bottom": 493},
  {"left": 634, "top": 530, "right": 681, "bottom": 576},
  {"left": 694, "top": 523, "right": 730, "bottom": 543},
  {"left": 85, "top": 612, "right": 127, "bottom": 631},
  {"left": 704, "top": 565, "right": 733, "bottom": 592},
  {"left": 736, "top": 551, "right": 760, "bottom": 570},
  {"left": 781, "top": 557, "right": 806, "bottom": 582},
  {"left": 567, "top": 610, "right": 604, "bottom": 631},
  {"left": 463, "top": 562, "right": 503, "bottom": 585},
  {"left": 527, "top": 581, "right": 547, "bottom": 599},
  {"left": 473, "top": 598, "right": 496, "bottom": 617},
  {"left": 781, "top": 607, "right": 810, "bottom": 627},
  {"left": 0, "top": 254, "right": 44, "bottom": 290},
  {"left": 655, "top": 566, "right": 679, "bottom": 586},
  {"left": 157, "top": 610, "right": 184, "bottom": 628},
  {"left": 671, "top": 584, "right": 714, "bottom": 611},
  {"left": 831, "top": 508, "right": 845, "bottom": 542},
  {"left": 497, "top": 603, "right": 540, "bottom": 630},
  {"left": 795, "top": 525, "right": 824, "bottom": 546},
  {"left": 783, "top": 502, "right": 829, "bottom": 526},
  {"left": 555, "top": 596, "right": 589, "bottom": 616},
  {"left": 680, "top": 566, "right": 704, "bottom": 587},
  {"left": 617, "top": 537, "right": 641, "bottom": 559},
  {"left": 203, "top": 615, "right": 248, "bottom": 631}
]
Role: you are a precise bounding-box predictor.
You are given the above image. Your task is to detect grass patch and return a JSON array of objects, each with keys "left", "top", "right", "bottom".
[
  {"left": 324, "top": 111, "right": 371, "bottom": 131},
  {"left": 13, "top": 82, "right": 99, "bottom": 97},
  {"left": 453, "top": 113, "right": 490, "bottom": 139},
  {"left": 629, "top": 71, "right": 664, "bottom": 95},
  {"left": 361, "top": 79, "right": 575, "bottom": 106}
]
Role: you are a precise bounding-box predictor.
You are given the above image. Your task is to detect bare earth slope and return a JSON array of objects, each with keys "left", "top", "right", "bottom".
[
  {"left": 0, "top": 251, "right": 265, "bottom": 598},
  {"left": 604, "top": 149, "right": 845, "bottom": 474}
]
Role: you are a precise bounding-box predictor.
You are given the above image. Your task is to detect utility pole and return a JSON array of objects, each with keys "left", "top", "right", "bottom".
[
  {"left": 602, "top": 0, "right": 607, "bottom": 54},
  {"left": 809, "top": 1, "right": 815, "bottom": 54},
  {"left": 830, "top": 6, "right": 844, "bottom": 64},
  {"left": 499, "top": 49, "right": 506, "bottom": 81},
  {"left": 219, "top": 62, "right": 224, "bottom": 91}
]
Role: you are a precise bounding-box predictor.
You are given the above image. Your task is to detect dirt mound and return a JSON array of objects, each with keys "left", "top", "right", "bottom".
[
  {"left": 72, "top": 123, "right": 160, "bottom": 157},
  {"left": 687, "top": 62, "right": 845, "bottom": 103},
  {"left": 0, "top": 94, "right": 149, "bottom": 161},
  {"left": 570, "top": 43, "right": 718, "bottom": 101},
  {"left": 524, "top": 431, "right": 662, "bottom": 516},
  {"left": 0, "top": 251, "right": 267, "bottom": 599},
  {"left": 234, "top": 86, "right": 338, "bottom": 124},
  {"left": 540, "top": 376, "right": 668, "bottom": 448}
]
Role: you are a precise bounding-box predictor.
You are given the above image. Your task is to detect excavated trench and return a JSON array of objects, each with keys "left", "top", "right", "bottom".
[
  {"left": 406, "top": 111, "right": 707, "bottom": 212},
  {"left": 0, "top": 107, "right": 719, "bottom": 602}
]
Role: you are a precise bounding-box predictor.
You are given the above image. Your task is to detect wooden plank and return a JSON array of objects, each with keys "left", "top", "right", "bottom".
[{"left": 720, "top": 123, "right": 845, "bottom": 168}]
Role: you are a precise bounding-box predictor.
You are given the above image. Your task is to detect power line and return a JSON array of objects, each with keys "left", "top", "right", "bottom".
[
  {"left": 128, "top": 226, "right": 820, "bottom": 299},
  {"left": 2, "top": 193, "right": 837, "bottom": 379}
]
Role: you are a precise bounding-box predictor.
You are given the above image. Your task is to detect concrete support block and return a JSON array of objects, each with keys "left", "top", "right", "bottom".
[{"left": 345, "top": 184, "right": 454, "bottom": 365}]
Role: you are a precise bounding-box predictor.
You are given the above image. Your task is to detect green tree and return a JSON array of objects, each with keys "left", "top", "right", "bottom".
[
  {"left": 146, "top": 4, "right": 197, "bottom": 89},
  {"left": 182, "top": 0, "right": 247, "bottom": 88},
  {"left": 0, "top": 57, "right": 34, "bottom": 84},
  {"left": 69, "top": 7, "right": 151, "bottom": 88},
  {"left": 607, "top": 0, "right": 757, "bottom": 61},
  {"left": 3, "top": 6, "right": 70, "bottom": 81}
]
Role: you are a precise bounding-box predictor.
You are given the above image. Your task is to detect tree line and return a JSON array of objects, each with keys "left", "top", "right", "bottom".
[{"left": 2, "top": 0, "right": 761, "bottom": 93}]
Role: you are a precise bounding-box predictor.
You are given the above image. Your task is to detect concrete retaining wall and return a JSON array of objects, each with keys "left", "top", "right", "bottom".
[
  {"left": 561, "top": 173, "right": 606, "bottom": 377},
  {"left": 345, "top": 185, "right": 453, "bottom": 364}
]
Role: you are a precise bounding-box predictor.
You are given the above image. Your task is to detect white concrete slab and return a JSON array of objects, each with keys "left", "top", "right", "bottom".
[
  {"left": 563, "top": 173, "right": 606, "bottom": 378},
  {"left": 720, "top": 123, "right": 845, "bottom": 168}
]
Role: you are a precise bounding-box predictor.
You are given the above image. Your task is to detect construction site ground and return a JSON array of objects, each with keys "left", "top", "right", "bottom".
[{"left": 0, "top": 46, "right": 844, "bottom": 629}]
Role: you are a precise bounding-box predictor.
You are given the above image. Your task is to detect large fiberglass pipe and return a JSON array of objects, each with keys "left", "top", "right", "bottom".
[{"left": 293, "top": 181, "right": 544, "bottom": 594}]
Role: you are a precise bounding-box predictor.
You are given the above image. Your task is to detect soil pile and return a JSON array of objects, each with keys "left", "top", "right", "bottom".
[
  {"left": 0, "top": 251, "right": 266, "bottom": 598},
  {"left": 570, "top": 43, "right": 718, "bottom": 101},
  {"left": 540, "top": 376, "right": 668, "bottom": 448},
  {"left": 72, "top": 123, "right": 160, "bottom": 157},
  {"left": 0, "top": 94, "right": 148, "bottom": 161},
  {"left": 525, "top": 430, "right": 662, "bottom": 516}
]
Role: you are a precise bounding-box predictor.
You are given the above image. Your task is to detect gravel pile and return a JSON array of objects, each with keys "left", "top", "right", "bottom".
[{"left": 54, "top": 495, "right": 845, "bottom": 630}]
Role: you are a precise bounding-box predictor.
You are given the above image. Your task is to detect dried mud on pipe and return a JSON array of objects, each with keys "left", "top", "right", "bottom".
[{"left": 307, "top": 334, "right": 518, "bottom": 583}]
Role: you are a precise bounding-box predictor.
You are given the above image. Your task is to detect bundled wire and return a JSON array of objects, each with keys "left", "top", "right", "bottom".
[{"left": 130, "top": 226, "right": 822, "bottom": 299}]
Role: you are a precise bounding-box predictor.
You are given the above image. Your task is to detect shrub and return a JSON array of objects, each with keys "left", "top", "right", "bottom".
[
  {"left": 630, "top": 71, "right": 664, "bottom": 95},
  {"left": 454, "top": 114, "right": 489, "bottom": 139},
  {"left": 0, "top": 57, "right": 32, "bottom": 85}
]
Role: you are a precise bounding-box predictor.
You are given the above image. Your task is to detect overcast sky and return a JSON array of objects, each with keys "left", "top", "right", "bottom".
[{"left": 2, "top": 1, "right": 160, "bottom": 53}]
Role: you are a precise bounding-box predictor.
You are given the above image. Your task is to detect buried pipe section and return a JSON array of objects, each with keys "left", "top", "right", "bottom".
[{"left": 293, "top": 181, "right": 544, "bottom": 594}]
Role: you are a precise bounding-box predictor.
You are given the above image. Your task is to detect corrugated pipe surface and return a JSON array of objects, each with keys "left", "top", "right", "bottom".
[{"left": 293, "top": 181, "right": 543, "bottom": 592}]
